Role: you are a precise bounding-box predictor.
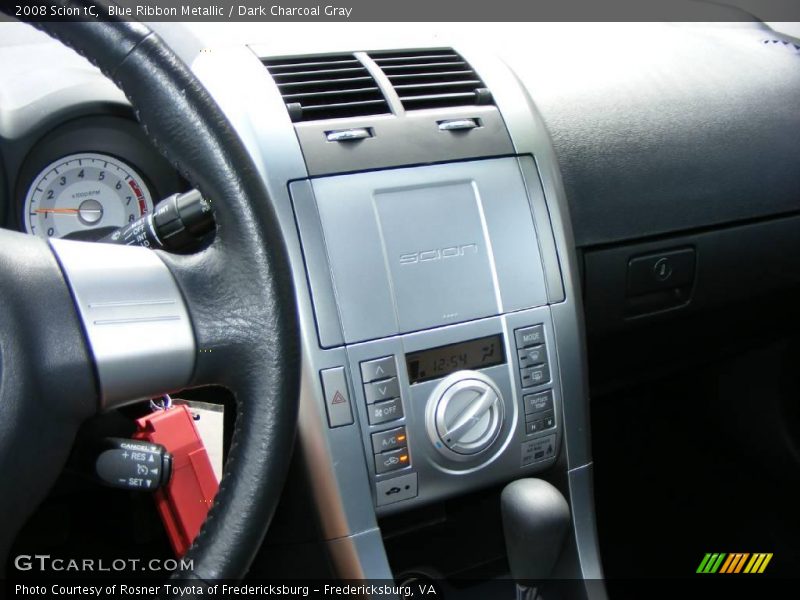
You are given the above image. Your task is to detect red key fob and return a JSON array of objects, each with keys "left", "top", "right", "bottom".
[{"left": 134, "top": 405, "right": 219, "bottom": 557}]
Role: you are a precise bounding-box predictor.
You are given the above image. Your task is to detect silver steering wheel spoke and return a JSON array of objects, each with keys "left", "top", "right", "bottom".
[{"left": 51, "top": 239, "right": 196, "bottom": 410}]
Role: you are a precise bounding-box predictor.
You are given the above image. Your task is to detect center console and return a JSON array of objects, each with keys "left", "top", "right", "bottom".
[
  {"left": 187, "top": 38, "right": 603, "bottom": 594},
  {"left": 291, "top": 156, "right": 566, "bottom": 513}
]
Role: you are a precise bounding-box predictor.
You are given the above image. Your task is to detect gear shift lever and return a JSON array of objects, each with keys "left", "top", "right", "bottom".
[{"left": 501, "top": 479, "right": 571, "bottom": 600}]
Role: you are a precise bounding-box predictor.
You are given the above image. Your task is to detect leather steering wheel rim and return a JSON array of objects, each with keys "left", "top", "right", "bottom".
[{"left": 6, "top": 14, "right": 301, "bottom": 581}]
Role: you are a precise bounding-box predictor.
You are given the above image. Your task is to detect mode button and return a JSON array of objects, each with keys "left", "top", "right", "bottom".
[{"left": 515, "top": 325, "right": 545, "bottom": 349}]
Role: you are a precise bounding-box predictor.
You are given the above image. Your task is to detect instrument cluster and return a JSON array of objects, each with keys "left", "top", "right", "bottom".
[{"left": 8, "top": 114, "right": 183, "bottom": 241}]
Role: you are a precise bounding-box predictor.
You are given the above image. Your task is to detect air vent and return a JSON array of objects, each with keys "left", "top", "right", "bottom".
[
  {"left": 263, "top": 54, "right": 390, "bottom": 122},
  {"left": 369, "top": 49, "right": 493, "bottom": 111}
]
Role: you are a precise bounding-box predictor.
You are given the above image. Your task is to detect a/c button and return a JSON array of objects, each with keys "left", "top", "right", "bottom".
[{"left": 371, "top": 426, "right": 407, "bottom": 454}]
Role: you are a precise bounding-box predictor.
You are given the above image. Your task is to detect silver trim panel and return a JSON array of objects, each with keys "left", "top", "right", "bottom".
[
  {"left": 295, "top": 157, "right": 550, "bottom": 347},
  {"left": 50, "top": 239, "right": 195, "bottom": 409},
  {"left": 462, "top": 46, "right": 604, "bottom": 584}
]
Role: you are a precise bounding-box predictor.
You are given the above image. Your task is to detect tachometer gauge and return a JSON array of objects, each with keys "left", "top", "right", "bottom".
[{"left": 23, "top": 152, "right": 154, "bottom": 240}]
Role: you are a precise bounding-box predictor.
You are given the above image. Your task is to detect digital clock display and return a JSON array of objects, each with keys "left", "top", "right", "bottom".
[{"left": 405, "top": 334, "right": 506, "bottom": 384}]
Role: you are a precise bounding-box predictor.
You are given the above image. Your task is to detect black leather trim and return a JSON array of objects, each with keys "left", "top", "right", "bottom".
[
  {"left": 12, "top": 8, "right": 301, "bottom": 582},
  {"left": 0, "top": 230, "right": 97, "bottom": 571}
]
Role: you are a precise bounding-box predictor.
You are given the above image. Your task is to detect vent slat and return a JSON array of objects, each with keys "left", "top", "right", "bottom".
[
  {"left": 399, "top": 92, "right": 477, "bottom": 102},
  {"left": 369, "top": 49, "right": 493, "bottom": 111},
  {"left": 385, "top": 70, "right": 477, "bottom": 82},
  {"left": 393, "top": 80, "right": 482, "bottom": 91},
  {"left": 303, "top": 99, "right": 388, "bottom": 112},
  {"left": 283, "top": 87, "right": 383, "bottom": 102},
  {"left": 371, "top": 53, "right": 460, "bottom": 64},
  {"left": 277, "top": 76, "right": 375, "bottom": 92},
  {"left": 271, "top": 66, "right": 369, "bottom": 81},
  {"left": 263, "top": 54, "right": 390, "bottom": 122},
  {"left": 379, "top": 61, "right": 468, "bottom": 73},
  {"left": 264, "top": 59, "right": 361, "bottom": 72},
  {"left": 263, "top": 54, "right": 353, "bottom": 65}
]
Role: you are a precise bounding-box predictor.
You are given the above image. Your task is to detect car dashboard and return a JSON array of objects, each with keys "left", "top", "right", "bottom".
[{"left": 2, "top": 18, "right": 800, "bottom": 596}]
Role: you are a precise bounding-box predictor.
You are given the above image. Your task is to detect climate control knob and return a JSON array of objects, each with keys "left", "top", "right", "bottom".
[{"left": 426, "top": 371, "right": 505, "bottom": 460}]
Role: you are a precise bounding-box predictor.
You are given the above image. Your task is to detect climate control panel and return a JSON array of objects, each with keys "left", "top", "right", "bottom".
[{"left": 337, "top": 305, "right": 563, "bottom": 514}]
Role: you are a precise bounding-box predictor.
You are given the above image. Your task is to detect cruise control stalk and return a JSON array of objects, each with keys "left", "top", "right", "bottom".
[{"left": 101, "top": 189, "right": 214, "bottom": 251}]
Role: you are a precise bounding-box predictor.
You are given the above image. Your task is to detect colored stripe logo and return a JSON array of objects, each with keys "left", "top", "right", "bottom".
[{"left": 696, "top": 553, "right": 773, "bottom": 574}]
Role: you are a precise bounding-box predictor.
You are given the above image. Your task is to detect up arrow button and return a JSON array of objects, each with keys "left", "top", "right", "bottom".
[{"left": 360, "top": 356, "right": 397, "bottom": 383}]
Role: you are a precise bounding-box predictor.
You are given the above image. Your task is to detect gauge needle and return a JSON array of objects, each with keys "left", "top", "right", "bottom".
[{"left": 34, "top": 208, "right": 80, "bottom": 214}]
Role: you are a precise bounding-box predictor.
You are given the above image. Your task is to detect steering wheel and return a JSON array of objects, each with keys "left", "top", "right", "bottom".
[{"left": 0, "top": 10, "right": 300, "bottom": 581}]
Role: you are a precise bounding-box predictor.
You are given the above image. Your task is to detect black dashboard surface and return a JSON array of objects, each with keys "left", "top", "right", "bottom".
[{"left": 503, "top": 23, "right": 800, "bottom": 248}]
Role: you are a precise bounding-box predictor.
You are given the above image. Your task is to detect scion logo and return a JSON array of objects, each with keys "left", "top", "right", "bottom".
[{"left": 400, "top": 244, "right": 479, "bottom": 266}]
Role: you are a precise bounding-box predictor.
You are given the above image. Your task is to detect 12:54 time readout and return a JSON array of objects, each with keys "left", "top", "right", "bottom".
[{"left": 406, "top": 334, "right": 506, "bottom": 384}]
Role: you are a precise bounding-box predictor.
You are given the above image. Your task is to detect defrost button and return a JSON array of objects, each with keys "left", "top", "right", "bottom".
[
  {"left": 521, "top": 363, "right": 550, "bottom": 388},
  {"left": 518, "top": 345, "right": 546, "bottom": 368}
]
